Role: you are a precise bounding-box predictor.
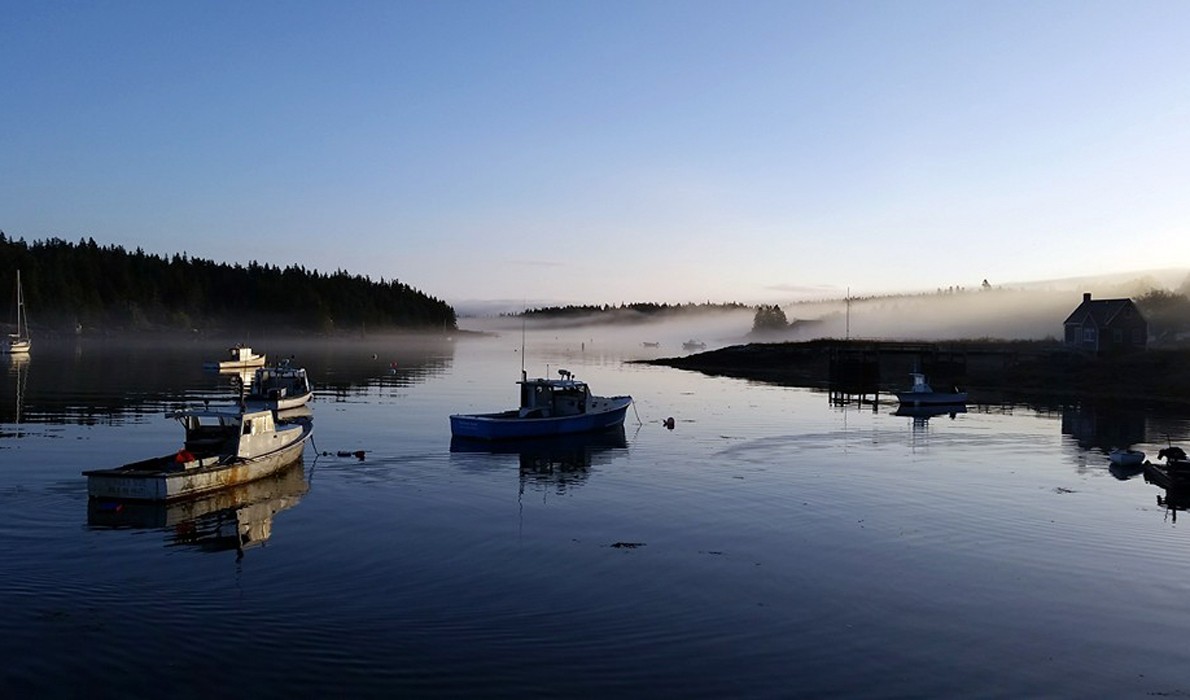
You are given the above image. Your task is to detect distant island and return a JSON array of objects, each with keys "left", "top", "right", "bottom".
[
  {"left": 516, "top": 301, "right": 751, "bottom": 325},
  {"left": 0, "top": 234, "right": 456, "bottom": 334}
]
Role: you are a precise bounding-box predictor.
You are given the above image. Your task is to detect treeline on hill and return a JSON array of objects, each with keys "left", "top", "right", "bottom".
[
  {"left": 0, "top": 234, "right": 456, "bottom": 333},
  {"left": 520, "top": 301, "right": 750, "bottom": 320}
]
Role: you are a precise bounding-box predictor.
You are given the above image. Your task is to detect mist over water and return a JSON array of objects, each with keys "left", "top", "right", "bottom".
[{"left": 460, "top": 268, "right": 1190, "bottom": 346}]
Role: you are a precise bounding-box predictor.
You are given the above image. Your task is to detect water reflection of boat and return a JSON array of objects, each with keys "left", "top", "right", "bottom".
[
  {"left": 1109, "top": 461, "right": 1144, "bottom": 480},
  {"left": 451, "top": 426, "right": 629, "bottom": 490},
  {"left": 6, "top": 351, "right": 29, "bottom": 425},
  {"left": 83, "top": 406, "right": 313, "bottom": 501},
  {"left": 893, "top": 404, "right": 967, "bottom": 420},
  {"left": 88, "top": 460, "right": 308, "bottom": 554},
  {"left": 449, "top": 369, "right": 632, "bottom": 440}
]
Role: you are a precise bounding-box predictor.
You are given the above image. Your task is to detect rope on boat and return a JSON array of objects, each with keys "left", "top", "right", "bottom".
[{"left": 631, "top": 399, "right": 643, "bottom": 426}]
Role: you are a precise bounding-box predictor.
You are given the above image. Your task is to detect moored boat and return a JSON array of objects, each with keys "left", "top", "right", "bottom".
[
  {"left": 682, "top": 339, "right": 706, "bottom": 351},
  {"left": 206, "top": 345, "right": 266, "bottom": 370},
  {"left": 1142, "top": 446, "right": 1190, "bottom": 490},
  {"left": 894, "top": 372, "right": 967, "bottom": 406},
  {"left": 1108, "top": 448, "right": 1145, "bottom": 467},
  {"left": 245, "top": 359, "right": 313, "bottom": 410},
  {"left": 450, "top": 369, "right": 632, "bottom": 441},
  {"left": 83, "top": 407, "right": 312, "bottom": 501},
  {"left": 3, "top": 270, "right": 31, "bottom": 355}
]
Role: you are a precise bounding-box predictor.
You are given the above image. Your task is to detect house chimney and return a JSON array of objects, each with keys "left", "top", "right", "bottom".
[{"left": 1083, "top": 292, "right": 1091, "bottom": 303}]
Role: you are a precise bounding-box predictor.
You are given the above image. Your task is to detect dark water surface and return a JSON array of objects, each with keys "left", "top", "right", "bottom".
[{"left": 4, "top": 332, "right": 1190, "bottom": 698}]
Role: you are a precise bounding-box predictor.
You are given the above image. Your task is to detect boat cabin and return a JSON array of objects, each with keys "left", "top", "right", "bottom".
[
  {"left": 252, "top": 365, "right": 311, "bottom": 400},
  {"left": 179, "top": 408, "right": 280, "bottom": 460},
  {"left": 1063, "top": 292, "right": 1147, "bottom": 356},
  {"left": 518, "top": 370, "right": 592, "bottom": 418},
  {"left": 227, "top": 346, "right": 259, "bottom": 363}
]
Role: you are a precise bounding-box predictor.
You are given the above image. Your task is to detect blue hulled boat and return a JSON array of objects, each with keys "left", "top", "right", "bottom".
[{"left": 450, "top": 369, "right": 632, "bottom": 441}]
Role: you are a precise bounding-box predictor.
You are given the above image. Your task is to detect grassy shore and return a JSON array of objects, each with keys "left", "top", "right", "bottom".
[{"left": 638, "top": 339, "right": 1190, "bottom": 407}]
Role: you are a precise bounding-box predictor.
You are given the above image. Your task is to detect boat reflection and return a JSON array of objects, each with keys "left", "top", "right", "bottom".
[
  {"left": 893, "top": 403, "right": 967, "bottom": 429},
  {"left": 450, "top": 427, "right": 629, "bottom": 493},
  {"left": 87, "top": 460, "right": 309, "bottom": 556},
  {"left": 4, "top": 352, "right": 29, "bottom": 427},
  {"left": 1108, "top": 461, "right": 1145, "bottom": 481}
]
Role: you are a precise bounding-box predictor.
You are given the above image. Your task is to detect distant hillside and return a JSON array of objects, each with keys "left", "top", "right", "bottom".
[
  {"left": 517, "top": 302, "right": 750, "bottom": 326},
  {"left": 0, "top": 234, "right": 456, "bottom": 333}
]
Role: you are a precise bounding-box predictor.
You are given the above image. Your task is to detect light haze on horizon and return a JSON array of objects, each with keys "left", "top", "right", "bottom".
[{"left": 3, "top": 1, "right": 1189, "bottom": 311}]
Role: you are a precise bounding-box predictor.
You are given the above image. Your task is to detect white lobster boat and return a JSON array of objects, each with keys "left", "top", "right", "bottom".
[{"left": 83, "top": 407, "right": 312, "bottom": 501}]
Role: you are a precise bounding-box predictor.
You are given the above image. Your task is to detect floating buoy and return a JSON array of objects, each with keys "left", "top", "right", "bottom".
[{"left": 663, "top": 417, "right": 675, "bottom": 430}]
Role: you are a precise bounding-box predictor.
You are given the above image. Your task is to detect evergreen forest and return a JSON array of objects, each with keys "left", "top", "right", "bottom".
[{"left": 0, "top": 234, "right": 456, "bottom": 334}]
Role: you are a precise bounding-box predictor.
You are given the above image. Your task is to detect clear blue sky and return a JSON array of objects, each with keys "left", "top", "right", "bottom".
[{"left": 3, "top": 1, "right": 1188, "bottom": 311}]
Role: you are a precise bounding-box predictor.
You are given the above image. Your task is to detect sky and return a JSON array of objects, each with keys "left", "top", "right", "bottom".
[{"left": 3, "top": 1, "right": 1189, "bottom": 314}]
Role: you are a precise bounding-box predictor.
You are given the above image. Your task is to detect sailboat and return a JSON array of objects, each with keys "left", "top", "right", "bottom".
[{"left": 3, "top": 270, "right": 31, "bottom": 355}]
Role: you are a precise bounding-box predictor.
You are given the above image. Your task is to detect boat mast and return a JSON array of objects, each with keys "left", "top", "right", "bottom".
[{"left": 12, "top": 269, "right": 27, "bottom": 338}]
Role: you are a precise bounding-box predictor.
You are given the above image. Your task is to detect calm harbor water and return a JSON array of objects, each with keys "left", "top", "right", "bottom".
[{"left": 4, "top": 329, "right": 1190, "bottom": 698}]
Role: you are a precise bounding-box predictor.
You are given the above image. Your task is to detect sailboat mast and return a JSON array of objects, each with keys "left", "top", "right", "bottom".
[{"left": 15, "top": 269, "right": 24, "bottom": 336}]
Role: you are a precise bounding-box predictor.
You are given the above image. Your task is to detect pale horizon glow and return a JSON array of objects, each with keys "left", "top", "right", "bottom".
[{"left": 3, "top": 1, "right": 1189, "bottom": 313}]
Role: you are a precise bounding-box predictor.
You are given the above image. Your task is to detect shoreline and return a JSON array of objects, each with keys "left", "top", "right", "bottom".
[{"left": 637, "top": 339, "right": 1190, "bottom": 409}]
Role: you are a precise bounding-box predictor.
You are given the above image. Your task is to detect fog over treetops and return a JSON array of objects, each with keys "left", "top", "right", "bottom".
[{"left": 458, "top": 268, "right": 1190, "bottom": 350}]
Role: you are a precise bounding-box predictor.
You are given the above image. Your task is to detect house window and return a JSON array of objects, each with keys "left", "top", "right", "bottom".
[
  {"left": 1113, "top": 329, "right": 1123, "bottom": 343},
  {"left": 1083, "top": 327, "right": 1096, "bottom": 342},
  {"left": 1133, "top": 329, "right": 1144, "bottom": 344}
]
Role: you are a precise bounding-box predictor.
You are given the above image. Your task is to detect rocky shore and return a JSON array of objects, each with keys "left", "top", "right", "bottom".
[{"left": 638, "top": 339, "right": 1190, "bottom": 407}]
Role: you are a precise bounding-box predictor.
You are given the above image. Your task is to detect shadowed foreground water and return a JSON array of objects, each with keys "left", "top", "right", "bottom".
[{"left": 3, "top": 333, "right": 1190, "bottom": 698}]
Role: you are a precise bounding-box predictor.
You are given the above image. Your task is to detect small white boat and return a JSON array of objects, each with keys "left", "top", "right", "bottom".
[
  {"left": 206, "top": 345, "right": 266, "bottom": 370},
  {"left": 682, "top": 340, "right": 706, "bottom": 351},
  {"left": 3, "top": 270, "right": 31, "bottom": 355},
  {"left": 894, "top": 372, "right": 967, "bottom": 406},
  {"left": 245, "top": 359, "right": 313, "bottom": 410},
  {"left": 1108, "top": 448, "right": 1145, "bottom": 467},
  {"left": 83, "top": 407, "right": 312, "bottom": 501},
  {"left": 450, "top": 369, "right": 632, "bottom": 441}
]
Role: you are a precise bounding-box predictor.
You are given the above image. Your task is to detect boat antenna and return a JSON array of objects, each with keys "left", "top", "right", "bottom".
[
  {"left": 520, "top": 302, "right": 527, "bottom": 380},
  {"left": 845, "top": 286, "right": 850, "bottom": 341}
]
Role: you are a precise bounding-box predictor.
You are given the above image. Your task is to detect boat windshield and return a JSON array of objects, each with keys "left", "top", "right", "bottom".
[{"left": 519, "top": 380, "right": 592, "bottom": 417}]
